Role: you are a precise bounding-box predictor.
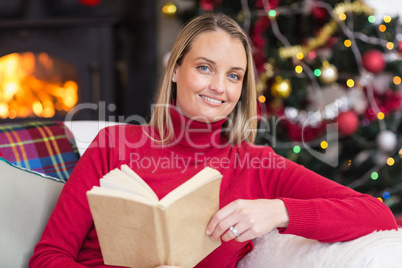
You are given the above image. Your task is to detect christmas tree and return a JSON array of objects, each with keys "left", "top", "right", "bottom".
[{"left": 168, "top": 0, "right": 402, "bottom": 214}]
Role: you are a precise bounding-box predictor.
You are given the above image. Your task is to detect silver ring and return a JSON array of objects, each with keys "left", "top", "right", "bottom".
[{"left": 230, "top": 226, "right": 240, "bottom": 237}]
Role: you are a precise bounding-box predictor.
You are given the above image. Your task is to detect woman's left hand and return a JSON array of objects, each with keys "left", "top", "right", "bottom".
[{"left": 206, "top": 199, "right": 289, "bottom": 242}]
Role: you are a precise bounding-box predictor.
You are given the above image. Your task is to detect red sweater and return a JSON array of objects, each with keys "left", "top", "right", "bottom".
[{"left": 30, "top": 109, "right": 397, "bottom": 268}]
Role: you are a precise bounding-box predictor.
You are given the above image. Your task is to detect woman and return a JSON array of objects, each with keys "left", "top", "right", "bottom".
[{"left": 30, "top": 13, "right": 397, "bottom": 268}]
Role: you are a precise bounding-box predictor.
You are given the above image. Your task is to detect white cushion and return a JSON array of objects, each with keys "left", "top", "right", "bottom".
[
  {"left": 64, "top": 121, "right": 125, "bottom": 156},
  {"left": 0, "top": 158, "right": 64, "bottom": 268},
  {"left": 238, "top": 228, "right": 402, "bottom": 268}
]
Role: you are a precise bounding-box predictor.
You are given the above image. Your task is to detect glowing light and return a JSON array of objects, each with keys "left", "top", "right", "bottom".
[
  {"left": 8, "top": 110, "right": 16, "bottom": 119},
  {"left": 295, "top": 65, "right": 303, "bottom": 73},
  {"left": 368, "top": 15, "right": 376, "bottom": 23},
  {"left": 377, "top": 112, "right": 385, "bottom": 120},
  {"left": 43, "top": 107, "right": 55, "bottom": 118},
  {"left": 162, "top": 3, "right": 177, "bottom": 17},
  {"left": 293, "top": 146, "right": 301, "bottom": 154},
  {"left": 393, "top": 76, "right": 401, "bottom": 85},
  {"left": 344, "top": 40, "right": 352, "bottom": 47},
  {"left": 384, "top": 15, "right": 392, "bottom": 23},
  {"left": 386, "top": 42, "right": 394, "bottom": 50},
  {"left": 268, "top": 10, "right": 277, "bottom": 18},
  {"left": 387, "top": 157, "right": 395, "bottom": 166},
  {"left": 399, "top": 148, "right": 402, "bottom": 158},
  {"left": 258, "top": 95, "right": 266, "bottom": 103},
  {"left": 339, "top": 13, "right": 346, "bottom": 21},
  {"left": 348, "top": 160, "right": 352, "bottom": 166},
  {"left": 296, "top": 52, "right": 304, "bottom": 60},
  {"left": 32, "top": 101, "right": 43, "bottom": 116},
  {"left": 308, "top": 51, "right": 316, "bottom": 59},
  {"left": 346, "top": 79, "right": 354, "bottom": 87},
  {"left": 371, "top": 172, "right": 379, "bottom": 180},
  {"left": 379, "top": 25, "right": 386, "bottom": 32},
  {"left": 382, "top": 192, "right": 391, "bottom": 200},
  {"left": 4, "top": 82, "right": 18, "bottom": 101},
  {"left": 320, "top": 141, "right": 328, "bottom": 149},
  {"left": 0, "top": 103, "right": 9, "bottom": 118},
  {"left": 377, "top": 197, "right": 383, "bottom": 202},
  {"left": 314, "top": 69, "right": 321, "bottom": 77}
]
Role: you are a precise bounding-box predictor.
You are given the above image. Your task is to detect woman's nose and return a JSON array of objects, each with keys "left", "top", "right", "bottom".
[{"left": 209, "top": 74, "right": 225, "bottom": 93}]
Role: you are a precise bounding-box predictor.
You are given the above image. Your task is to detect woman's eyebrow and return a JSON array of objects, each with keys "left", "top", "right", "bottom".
[
  {"left": 231, "top": 66, "right": 245, "bottom": 72},
  {"left": 195, "top": 57, "right": 216, "bottom": 65},
  {"left": 196, "top": 57, "right": 245, "bottom": 72}
]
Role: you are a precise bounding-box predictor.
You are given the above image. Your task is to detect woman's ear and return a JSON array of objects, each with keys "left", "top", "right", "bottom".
[{"left": 172, "top": 65, "right": 178, "bottom": 82}]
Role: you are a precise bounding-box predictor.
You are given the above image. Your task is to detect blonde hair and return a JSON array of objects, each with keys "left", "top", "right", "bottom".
[{"left": 149, "top": 13, "right": 257, "bottom": 144}]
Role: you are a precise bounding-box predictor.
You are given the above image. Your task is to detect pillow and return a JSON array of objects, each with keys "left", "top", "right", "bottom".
[
  {"left": 0, "top": 121, "right": 80, "bottom": 180},
  {"left": 238, "top": 228, "right": 402, "bottom": 268},
  {"left": 0, "top": 157, "right": 65, "bottom": 268}
]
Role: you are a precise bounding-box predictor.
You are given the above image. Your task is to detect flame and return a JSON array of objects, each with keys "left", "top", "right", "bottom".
[{"left": 0, "top": 52, "right": 78, "bottom": 119}]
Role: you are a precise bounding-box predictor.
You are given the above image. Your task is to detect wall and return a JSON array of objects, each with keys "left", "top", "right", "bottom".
[{"left": 156, "top": 0, "right": 195, "bottom": 78}]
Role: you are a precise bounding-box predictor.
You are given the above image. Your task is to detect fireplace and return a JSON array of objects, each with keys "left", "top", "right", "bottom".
[
  {"left": 0, "top": 51, "right": 78, "bottom": 119},
  {"left": 0, "top": 0, "right": 156, "bottom": 122}
]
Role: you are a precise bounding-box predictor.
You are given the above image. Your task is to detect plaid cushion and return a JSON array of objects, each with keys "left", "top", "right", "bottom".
[{"left": 0, "top": 121, "right": 80, "bottom": 180}]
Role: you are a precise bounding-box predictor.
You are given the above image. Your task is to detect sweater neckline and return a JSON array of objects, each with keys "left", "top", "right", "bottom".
[{"left": 169, "top": 106, "right": 228, "bottom": 149}]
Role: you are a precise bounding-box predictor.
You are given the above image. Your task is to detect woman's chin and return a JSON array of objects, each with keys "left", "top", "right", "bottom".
[{"left": 187, "top": 113, "right": 226, "bottom": 123}]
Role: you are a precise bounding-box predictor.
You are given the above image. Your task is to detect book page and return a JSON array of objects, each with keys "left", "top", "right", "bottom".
[
  {"left": 88, "top": 186, "right": 157, "bottom": 206},
  {"left": 121, "top": 165, "right": 159, "bottom": 201},
  {"left": 100, "top": 180, "right": 138, "bottom": 195},
  {"left": 101, "top": 165, "right": 158, "bottom": 202},
  {"left": 103, "top": 169, "right": 144, "bottom": 190},
  {"left": 163, "top": 177, "right": 222, "bottom": 267},
  {"left": 160, "top": 167, "right": 222, "bottom": 207},
  {"left": 100, "top": 173, "right": 145, "bottom": 194}
]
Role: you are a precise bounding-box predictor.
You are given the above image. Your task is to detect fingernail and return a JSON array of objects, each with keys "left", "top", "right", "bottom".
[{"left": 206, "top": 229, "right": 211, "bottom": 235}]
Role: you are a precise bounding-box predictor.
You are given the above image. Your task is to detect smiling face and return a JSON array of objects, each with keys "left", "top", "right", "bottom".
[{"left": 173, "top": 29, "right": 247, "bottom": 123}]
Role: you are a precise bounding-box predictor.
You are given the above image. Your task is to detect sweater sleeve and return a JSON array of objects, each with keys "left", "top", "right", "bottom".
[
  {"left": 29, "top": 127, "right": 120, "bottom": 267},
  {"left": 257, "top": 148, "right": 398, "bottom": 243}
]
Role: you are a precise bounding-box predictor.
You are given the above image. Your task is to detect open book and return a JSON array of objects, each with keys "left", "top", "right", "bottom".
[{"left": 87, "top": 165, "right": 223, "bottom": 268}]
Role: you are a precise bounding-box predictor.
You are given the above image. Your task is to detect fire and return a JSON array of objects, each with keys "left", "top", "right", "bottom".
[{"left": 0, "top": 52, "right": 78, "bottom": 119}]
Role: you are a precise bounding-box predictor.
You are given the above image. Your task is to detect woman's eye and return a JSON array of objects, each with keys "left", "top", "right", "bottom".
[
  {"left": 228, "top": 73, "right": 240, "bottom": 80},
  {"left": 198, "top": 66, "right": 210, "bottom": 72}
]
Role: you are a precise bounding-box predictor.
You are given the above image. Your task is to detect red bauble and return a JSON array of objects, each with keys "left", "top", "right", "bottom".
[
  {"left": 398, "top": 41, "right": 402, "bottom": 53},
  {"left": 362, "top": 49, "right": 386, "bottom": 74},
  {"left": 199, "top": 0, "right": 222, "bottom": 11},
  {"left": 256, "top": 0, "right": 279, "bottom": 9},
  {"left": 78, "top": 0, "right": 101, "bottom": 7},
  {"left": 336, "top": 111, "right": 359, "bottom": 136},
  {"left": 312, "top": 0, "right": 328, "bottom": 22}
]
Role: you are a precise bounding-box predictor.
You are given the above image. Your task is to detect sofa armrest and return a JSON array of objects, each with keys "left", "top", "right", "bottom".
[
  {"left": 238, "top": 228, "right": 402, "bottom": 268},
  {"left": 64, "top": 121, "right": 126, "bottom": 156}
]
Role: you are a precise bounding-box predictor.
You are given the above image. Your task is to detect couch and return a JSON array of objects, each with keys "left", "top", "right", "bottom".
[{"left": 1, "top": 120, "right": 402, "bottom": 268}]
